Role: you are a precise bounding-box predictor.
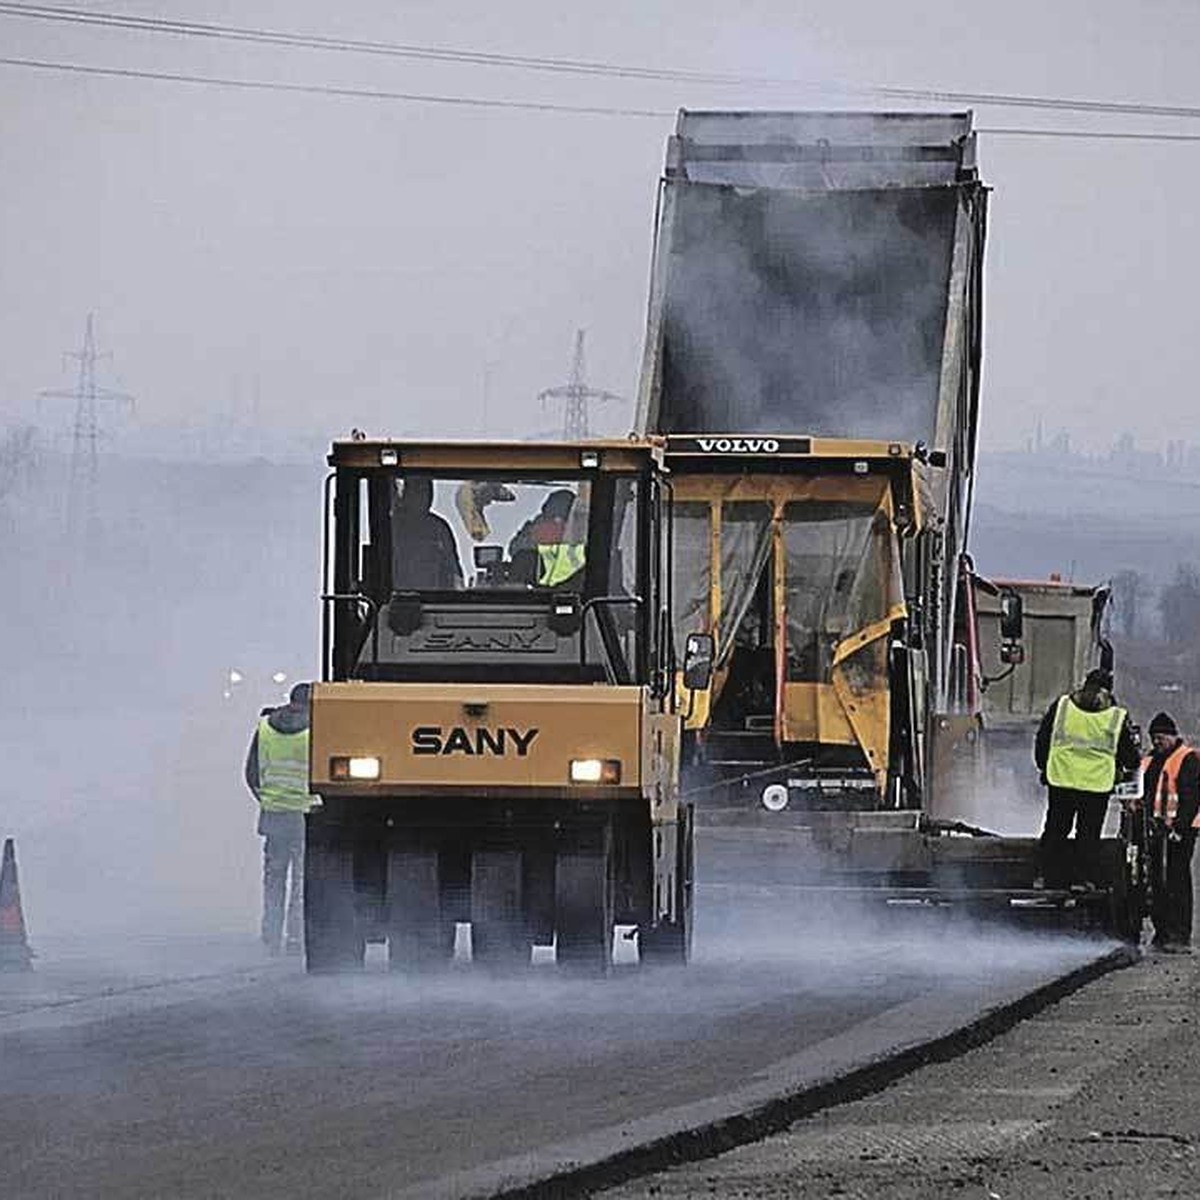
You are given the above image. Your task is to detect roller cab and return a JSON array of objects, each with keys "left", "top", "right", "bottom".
[{"left": 306, "top": 438, "right": 691, "bottom": 973}]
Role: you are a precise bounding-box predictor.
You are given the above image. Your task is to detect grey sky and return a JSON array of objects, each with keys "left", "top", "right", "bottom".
[{"left": 1, "top": 0, "right": 1198, "bottom": 453}]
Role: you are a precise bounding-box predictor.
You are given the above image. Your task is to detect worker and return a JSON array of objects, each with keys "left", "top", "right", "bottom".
[
  {"left": 245, "top": 682, "right": 313, "bottom": 955},
  {"left": 392, "top": 476, "right": 463, "bottom": 590},
  {"left": 1140, "top": 712, "right": 1199, "bottom": 952},
  {"left": 1033, "top": 668, "right": 1140, "bottom": 888},
  {"left": 508, "top": 488, "right": 586, "bottom": 586}
]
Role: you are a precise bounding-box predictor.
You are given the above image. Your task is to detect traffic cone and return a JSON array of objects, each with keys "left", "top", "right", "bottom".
[{"left": 0, "top": 837, "right": 34, "bottom": 971}]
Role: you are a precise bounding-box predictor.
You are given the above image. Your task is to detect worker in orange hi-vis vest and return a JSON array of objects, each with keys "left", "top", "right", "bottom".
[{"left": 1140, "top": 712, "right": 1200, "bottom": 953}]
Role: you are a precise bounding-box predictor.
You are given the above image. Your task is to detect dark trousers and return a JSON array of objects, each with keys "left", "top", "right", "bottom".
[
  {"left": 1148, "top": 824, "right": 1197, "bottom": 947},
  {"left": 1041, "top": 787, "right": 1109, "bottom": 887},
  {"left": 259, "top": 809, "right": 305, "bottom": 950}
]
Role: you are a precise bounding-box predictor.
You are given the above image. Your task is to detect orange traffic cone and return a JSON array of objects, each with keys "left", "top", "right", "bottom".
[{"left": 0, "top": 837, "right": 33, "bottom": 971}]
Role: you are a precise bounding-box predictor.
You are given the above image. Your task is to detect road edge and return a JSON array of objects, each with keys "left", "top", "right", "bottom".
[{"left": 466, "top": 944, "right": 1137, "bottom": 1199}]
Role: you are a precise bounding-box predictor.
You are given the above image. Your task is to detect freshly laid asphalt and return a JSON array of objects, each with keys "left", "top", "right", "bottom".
[
  {"left": 0, "top": 891, "right": 1113, "bottom": 1200},
  {"left": 605, "top": 945, "right": 1197, "bottom": 1200}
]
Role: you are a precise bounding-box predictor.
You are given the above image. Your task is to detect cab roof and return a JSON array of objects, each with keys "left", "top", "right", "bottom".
[{"left": 328, "top": 437, "right": 665, "bottom": 473}]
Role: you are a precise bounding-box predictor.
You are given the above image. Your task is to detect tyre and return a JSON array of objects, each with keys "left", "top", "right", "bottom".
[
  {"left": 555, "top": 840, "right": 614, "bottom": 975},
  {"left": 304, "top": 812, "right": 365, "bottom": 973},
  {"left": 387, "top": 847, "right": 454, "bottom": 971},
  {"left": 471, "top": 850, "right": 530, "bottom": 970}
]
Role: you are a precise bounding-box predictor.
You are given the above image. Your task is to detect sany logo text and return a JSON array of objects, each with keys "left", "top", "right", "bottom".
[{"left": 411, "top": 726, "right": 539, "bottom": 757}]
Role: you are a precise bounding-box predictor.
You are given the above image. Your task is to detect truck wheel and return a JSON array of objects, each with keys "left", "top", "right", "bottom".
[
  {"left": 555, "top": 846, "right": 613, "bottom": 975},
  {"left": 304, "top": 814, "right": 365, "bottom": 973},
  {"left": 471, "top": 850, "right": 529, "bottom": 969}
]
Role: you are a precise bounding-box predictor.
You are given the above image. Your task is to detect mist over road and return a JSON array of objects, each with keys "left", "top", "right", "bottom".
[{"left": 0, "top": 888, "right": 1108, "bottom": 1200}]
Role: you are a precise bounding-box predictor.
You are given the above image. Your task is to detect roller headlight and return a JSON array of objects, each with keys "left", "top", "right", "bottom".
[
  {"left": 570, "top": 758, "right": 621, "bottom": 785},
  {"left": 330, "top": 755, "right": 382, "bottom": 781}
]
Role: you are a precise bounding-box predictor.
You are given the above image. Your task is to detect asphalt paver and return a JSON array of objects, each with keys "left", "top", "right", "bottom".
[{"left": 605, "top": 948, "right": 1200, "bottom": 1199}]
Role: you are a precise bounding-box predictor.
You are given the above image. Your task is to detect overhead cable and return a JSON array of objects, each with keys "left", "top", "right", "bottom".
[
  {"left": 3, "top": 54, "right": 1200, "bottom": 142},
  {"left": 3, "top": 2, "right": 1200, "bottom": 123},
  {"left": 0, "top": 55, "right": 672, "bottom": 116},
  {"left": 0, "top": 2, "right": 777, "bottom": 85},
  {"left": 979, "top": 126, "right": 1200, "bottom": 142}
]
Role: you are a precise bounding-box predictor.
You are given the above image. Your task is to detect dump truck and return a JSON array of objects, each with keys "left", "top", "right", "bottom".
[
  {"left": 305, "top": 438, "right": 702, "bottom": 972},
  {"left": 974, "top": 575, "right": 1114, "bottom": 817},
  {"left": 970, "top": 575, "right": 1143, "bottom": 937},
  {"left": 635, "top": 111, "right": 1138, "bottom": 934}
]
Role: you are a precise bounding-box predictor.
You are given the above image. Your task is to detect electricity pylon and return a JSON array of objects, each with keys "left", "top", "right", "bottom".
[
  {"left": 40, "top": 313, "right": 134, "bottom": 540},
  {"left": 538, "top": 329, "right": 623, "bottom": 440}
]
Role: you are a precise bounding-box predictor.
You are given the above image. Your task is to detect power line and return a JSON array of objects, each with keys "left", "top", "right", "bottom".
[
  {"left": 3, "top": 53, "right": 1200, "bottom": 143},
  {"left": 980, "top": 126, "right": 1200, "bottom": 143},
  {"left": 0, "top": 2, "right": 788, "bottom": 85},
  {"left": 879, "top": 85, "right": 1200, "bottom": 123},
  {"left": 4, "top": 2, "right": 1200, "bottom": 124},
  {"left": 0, "top": 55, "right": 672, "bottom": 116}
]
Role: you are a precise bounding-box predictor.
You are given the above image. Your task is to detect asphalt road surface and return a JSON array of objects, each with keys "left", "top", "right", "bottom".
[
  {"left": 604, "top": 946, "right": 1192, "bottom": 1200},
  {"left": 0, "top": 890, "right": 1109, "bottom": 1200}
]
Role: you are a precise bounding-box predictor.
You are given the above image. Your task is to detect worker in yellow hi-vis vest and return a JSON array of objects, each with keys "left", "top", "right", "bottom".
[
  {"left": 244, "top": 682, "right": 313, "bottom": 955},
  {"left": 1033, "top": 668, "right": 1140, "bottom": 889}
]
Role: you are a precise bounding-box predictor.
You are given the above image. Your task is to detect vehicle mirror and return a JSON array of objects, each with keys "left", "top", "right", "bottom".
[
  {"left": 999, "top": 589, "right": 1024, "bottom": 641},
  {"left": 999, "top": 641, "right": 1025, "bottom": 665},
  {"left": 473, "top": 545, "right": 503, "bottom": 568},
  {"left": 682, "top": 633, "right": 715, "bottom": 691}
]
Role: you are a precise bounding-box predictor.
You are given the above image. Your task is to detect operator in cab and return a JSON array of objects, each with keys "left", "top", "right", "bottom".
[
  {"left": 392, "top": 476, "right": 463, "bottom": 590},
  {"left": 1034, "top": 668, "right": 1140, "bottom": 889},
  {"left": 507, "top": 488, "right": 586, "bottom": 587}
]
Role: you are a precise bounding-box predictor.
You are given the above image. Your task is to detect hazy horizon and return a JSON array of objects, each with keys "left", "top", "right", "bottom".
[{"left": 2, "top": 1, "right": 1199, "bottom": 458}]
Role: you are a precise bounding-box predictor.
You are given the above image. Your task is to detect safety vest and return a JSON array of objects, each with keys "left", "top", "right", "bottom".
[
  {"left": 257, "top": 719, "right": 312, "bottom": 813},
  {"left": 1045, "top": 695, "right": 1127, "bottom": 793},
  {"left": 1140, "top": 743, "right": 1200, "bottom": 827},
  {"left": 537, "top": 542, "right": 585, "bottom": 586}
]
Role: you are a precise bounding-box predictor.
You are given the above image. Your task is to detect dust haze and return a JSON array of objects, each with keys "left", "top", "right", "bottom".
[
  {"left": 1, "top": 451, "right": 320, "bottom": 942},
  {"left": 653, "top": 163, "right": 956, "bottom": 439},
  {"left": 1, "top": 0, "right": 1192, "bottom": 957}
]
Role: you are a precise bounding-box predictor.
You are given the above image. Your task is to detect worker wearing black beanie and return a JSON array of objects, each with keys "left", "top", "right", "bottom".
[{"left": 1142, "top": 711, "right": 1198, "bottom": 952}]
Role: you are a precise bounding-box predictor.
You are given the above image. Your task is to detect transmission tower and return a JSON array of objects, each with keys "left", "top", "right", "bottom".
[
  {"left": 538, "top": 329, "right": 623, "bottom": 440},
  {"left": 40, "top": 313, "right": 134, "bottom": 540}
]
